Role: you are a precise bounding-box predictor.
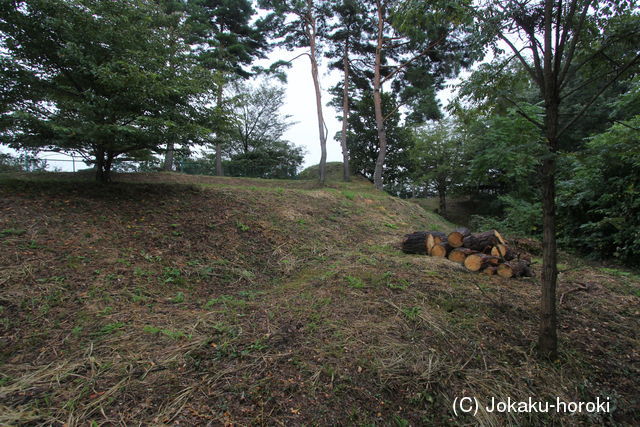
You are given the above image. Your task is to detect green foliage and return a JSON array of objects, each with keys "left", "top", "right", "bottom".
[
  {"left": 558, "top": 116, "right": 640, "bottom": 265},
  {"left": 471, "top": 196, "right": 542, "bottom": 236},
  {"left": 0, "top": 0, "right": 224, "bottom": 181},
  {"left": 1, "top": 228, "right": 26, "bottom": 237},
  {"left": 409, "top": 119, "right": 468, "bottom": 211},
  {"left": 223, "top": 142, "right": 304, "bottom": 179},
  {"left": 342, "top": 190, "right": 356, "bottom": 200},
  {"left": 235, "top": 221, "right": 250, "bottom": 232},
  {"left": 401, "top": 306, "right": 421, "bottom": 321},
  {"left": 463, "top": 106, "right": 545, "bottom": 202},
  {"left": 346, "top": 91, "right": 414, "bottom": 194},
  {"left": 345, "top": 275, "right": 365, "bottom": 289},
  {"left": 162, "top": 267, "right": 183, "bottom": 285},
  {"left": 93, "top": 322, "right": 125, "bottom": 337},
  {"left": 172, "top": 292, "right": 185, "bottom": 304},
  {"left": 203, "top": 295, "right": 247, "bottom": 309}
]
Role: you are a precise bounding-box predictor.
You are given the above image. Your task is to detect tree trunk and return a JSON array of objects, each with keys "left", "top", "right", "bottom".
[
  {"left": 215, "top": 143, "right": 223, "bottom": 176},
  {"left": 430, "top": 242, "right": 453, "bottom": 257},
  {"left": 438, "top": 184, "right": 447, "bottom": 216},
  {"left": 95, "top": 149, "right": 114, "bottom": 183},
  {"left": 491, "top": 244, "right": 516, "bottom": 261},
  {"left": 483, "top": 266, "right": 498, "bottom": 276},
  {"left": 538, "top": 0, "right": 559, "bottom": 359},
  {"left": 447, "top": 247, "right": 477, "bottom": 264},
  {"left": 372, "top": 0, "right": 387, "bottom": 191},
  {"left": 306, "top": 1, "right": 327, "bottom": 185},
  {"left": 462, "top": 230, "right": 506, "bottom": 252},
  {"left": 163, "top": 141, "right": 174, "bottom": 171},
  {"left": 401, "top": 231, "right": 430, "bottom": 254},
  {"left": 401, "top": 231, "right": 446, "bottom": 254},
  {"left": 426, "top": 231, "right": 448, "bottom": 253},
  {"left": 215, "top": 82, "right": 224, "bottom": 176},
  {"left": 464, "top": 253, "right": 499, "bottom": 272},
  {"left": 95, "top": 147, "right": 105, "bottom": 183},
  {"left": 340, "top": 41, "right": 351, "bottom": 182},
  {"left": 497, "top": 260, "right": 533, "bottom": 278},
  {"left": 538, "top": 147, "right": 558, "bottom": 359}
]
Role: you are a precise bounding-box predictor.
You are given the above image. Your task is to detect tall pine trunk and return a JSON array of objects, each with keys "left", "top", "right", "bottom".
[
  {"left": 340, "top": 41, "right": 351, "bottom": 182},
  {"left": 215, "top": 82, "right": 224, "bottom": 176},
  {"left": 306, "top": 0, "right": 327, "bottom": 185},
  {"left": 215, "top": 144, "right": 223, "bottom": 176},
  {"left": 372, "top": 0, "right": 387, "bottom": 191}
]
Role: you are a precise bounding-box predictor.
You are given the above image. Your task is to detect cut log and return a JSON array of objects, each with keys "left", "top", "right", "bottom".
[
  {"left": 430, "top": 242, "right": 453, "bottom": 257},
  {"left": 447, "top": 247, "right": 478, "bottom": 264},
  {"left": 482, "top": 266, "right": 498, "bottom": 276},
  {"left": 426, "top": 231, "right": 448, "bottom": 253},
  {"left": 491, "top": 244, "right": 516, "bottom": 261},
  {"left": 464, "top": 253, "right": 500, "bottom": 272},
  {"left": 402, "top": 231, "right": 447, "bottom": 255},
  {"left": 497, "top": 260, "right": 533, "bottom": 278},
  {"left": 462, "top": 230, "right": 507, "bottom": 253},
  {"left": 401, "top": 232, "right": 429, "bottom": 254},
  {"left": 447, "top": 227, "right": 471, "bottom": 248}
]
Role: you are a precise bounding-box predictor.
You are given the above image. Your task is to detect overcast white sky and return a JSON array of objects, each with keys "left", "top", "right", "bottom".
[{"left": 260, "top": 47, "right": 343, "bottom": 169}]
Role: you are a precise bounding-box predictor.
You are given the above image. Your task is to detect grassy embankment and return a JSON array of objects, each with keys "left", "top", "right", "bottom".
[{"left": 0, "top": 171, "right": 638, "bottom": 425}]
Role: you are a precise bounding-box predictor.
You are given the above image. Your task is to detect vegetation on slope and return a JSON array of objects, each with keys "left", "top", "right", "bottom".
[{"left": 0, "top": 172, "right": 638, "bottom": 425}]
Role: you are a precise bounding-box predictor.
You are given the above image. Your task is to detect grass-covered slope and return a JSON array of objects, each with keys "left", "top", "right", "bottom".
[{"left": 0, "top": 172, "right": 638, "bottom": 425}]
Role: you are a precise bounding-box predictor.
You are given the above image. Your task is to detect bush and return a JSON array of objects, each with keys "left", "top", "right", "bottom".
[
  {"left": 558, "top": 116, "right": 640, "bottom": 265},
  {"left": 470, "top": 195, "right": 542, "bottom": 237}
]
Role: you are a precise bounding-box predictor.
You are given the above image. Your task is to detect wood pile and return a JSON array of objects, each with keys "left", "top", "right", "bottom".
[{"left": 401, "top": 228, "right": 533, "bottom": 278}]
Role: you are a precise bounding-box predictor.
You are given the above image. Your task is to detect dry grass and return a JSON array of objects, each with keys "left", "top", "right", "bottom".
[{"left": 0, "top": 172, "right": 638, "bottom": 425}]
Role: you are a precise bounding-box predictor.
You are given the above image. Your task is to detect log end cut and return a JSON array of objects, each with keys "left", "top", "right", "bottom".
[
  {"left": 464, "top": 254, "right": 499, "bottom": 272},
  {"left": 497, "top": 260, "right": 533, "bottom": 278},
  {"left": 430, "top": 242, "right": 452, "bottom": 257}
]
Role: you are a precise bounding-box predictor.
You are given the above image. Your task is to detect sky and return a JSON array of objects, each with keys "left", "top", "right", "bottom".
[{"left": 265, "top": 47, "right": 344, "bottom": 169}]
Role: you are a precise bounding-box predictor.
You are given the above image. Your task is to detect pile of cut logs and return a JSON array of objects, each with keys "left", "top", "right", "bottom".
[{"left": 401, "top": 228, "right": 533, "bottom": 278}]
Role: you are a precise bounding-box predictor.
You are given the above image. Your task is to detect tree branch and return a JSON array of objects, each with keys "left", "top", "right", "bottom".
[
  {"left": 380, "top": 34, "right": 446, "bottom": 85},
  {"left": 614, "top": 120, "right": 640, "bottom": 132},
  {"left": 557, "top": 0, "right": 592, "bottom": 87},
  {"left": 498, "top": 33, "right": 542, "bottom": 86},
  {"left": 503, "top": 96, "right": 545, "bottom": 129},
  {"left": 558, "top": 53, "right": 640, "bottom": 137}
]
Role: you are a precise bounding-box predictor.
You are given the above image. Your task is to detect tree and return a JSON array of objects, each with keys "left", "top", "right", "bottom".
[
  {"left": 0, "top": 0, "right": 209, "bottom": 182},
  {"left": 368, "top": 0, "right": 476, "bottom": 190},
  {"left": 223, "top": 141, "right": 305, "bottom": 179},
  {"left": 326, "top": 0, "right": 373, "bottom": 182},
  {"left": 409, "top": 120, "right": 468, "bottom": 216},
  {"left": 226, "top": 81, "right": 295, "bottom": 155},
  {"left": 558, "top": 112, "right": 640, "bottom": 266},
  {"left": 346, "top": 90, "right": 413, "bottom": 194},
  {"left": 259, "top": 0, "right": 332, "bottom": 184},
  {"left": 166, "top": 0, "right": 272, "bottom": 175},
  {"left": 478, "top": 0, "right": 640, "bottom": 358}
]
